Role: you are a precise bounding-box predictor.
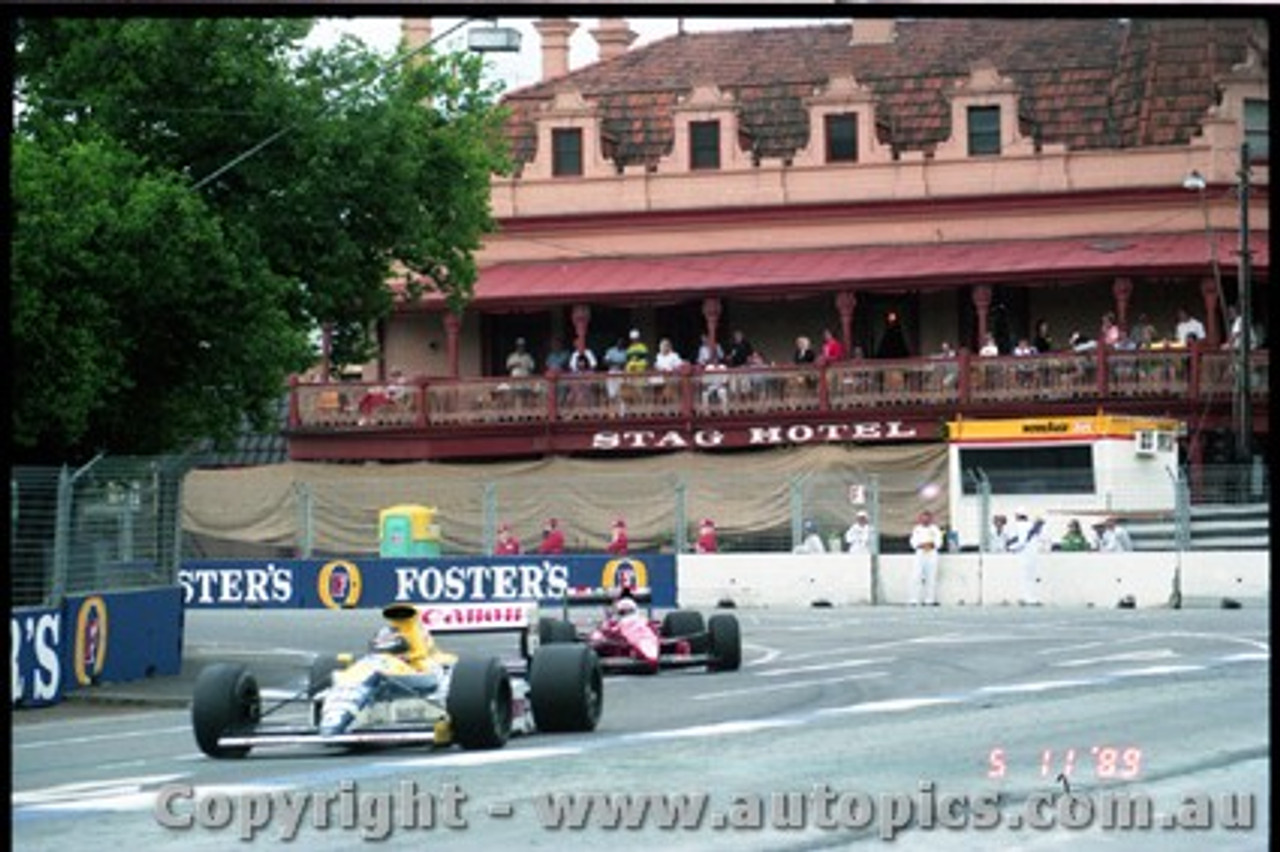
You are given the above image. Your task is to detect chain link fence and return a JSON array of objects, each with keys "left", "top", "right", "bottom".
[{"left": 11, "top": 455, "right": 190, "bottom": 607}]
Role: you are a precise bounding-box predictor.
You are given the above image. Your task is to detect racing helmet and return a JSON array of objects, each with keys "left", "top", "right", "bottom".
[
  {"left": 370, "top": 625, "right": 410, "bottom": 656},
  {"left": 615, "top": 597, "right": 639, "bottom": 618}
]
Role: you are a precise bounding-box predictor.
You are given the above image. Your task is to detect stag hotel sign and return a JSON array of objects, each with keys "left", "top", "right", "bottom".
[{"left": 590, "top": 419, "right": 928, "bottom": 451}]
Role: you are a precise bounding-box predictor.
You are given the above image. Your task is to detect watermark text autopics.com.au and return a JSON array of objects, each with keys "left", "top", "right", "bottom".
[{"left": 154, "top": 780, "right": 1258, "bottom": 841}]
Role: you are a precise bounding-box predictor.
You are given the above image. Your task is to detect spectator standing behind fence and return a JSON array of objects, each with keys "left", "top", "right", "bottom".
[
  {"left": 545, "top": 336, "right": 571, "bottom": 372},
  {"left": 536, "top": 518, "right": 565, "bottom": 555},
  {"left": 568, "top": 341, "right": 597, "bottom": 373},
  {"left": 1174, "top": 308, "right": 1206, "bottom": 347},
  {"left": 1007, "top": 508, "right": 1044, "bottom": 606},
  {"left": 606, "top": 518, "right": 629, "bottom": 555},
  {"left": 727, "top": 329, "right": 754, "bottom": 368},
  {"left": 696, "top": 333, "right": 724, "bottom": 367},
  {"left": 979, "top": 332, "right": 999, "bottom": 357},
  {"left": 820, "top": 329, "right": 845, "bottom": 362},
  {"left": 624, "top": 330, "right": 649, "bottom": 373},
  {"left": 793, "top": 519, "right": 826, "bottom": 553},
  {"left": 843, "top": 509, "right": 874, "bottom": 554},
  {"left": 1032, "top": 319, "right": 1053, "bottom": 354},
  {"left": 506, "top": 338, "right": 535, "bottom": 378},
  {"left": 1098, "top": 517, "right": 1134, "bottom": 552},
  {"left": 987, "top": 513, "right": 1011, "bottom": 552},
  {"left": 654, "top": 338, "right": 683, "bottom": 372},
  {"left": 793, "top": 336, "right": 817, "bottom": 365},
  {"left": 908, "top": 510, "right": 942, "bottom": 606},
  {"left": 695, "top": 518, "right": 718, "bottom": 553},
  {"left": 494, "top": 523, "right": 520, "bottom": 556},
  {"left": 1058, "top": 518, "right": 1092, "bottom": 552}
]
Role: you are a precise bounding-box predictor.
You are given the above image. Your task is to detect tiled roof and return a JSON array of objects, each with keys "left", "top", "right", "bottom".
[
  {"left": 191, "top": 395, "right": 289, "bottom": 468},
  {"left": 501, "top": 18, "right": 1264, "bottom": 169}
]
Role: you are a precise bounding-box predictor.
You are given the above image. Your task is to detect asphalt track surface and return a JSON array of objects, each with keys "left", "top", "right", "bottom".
[{"left": 13, "top": 605, "right": 1270, "bottom": 850}]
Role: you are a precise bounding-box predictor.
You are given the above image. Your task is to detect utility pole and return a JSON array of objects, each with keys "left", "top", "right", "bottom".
[{"left": 1235, "top": 142, "right": 1252, "bottom": 464}]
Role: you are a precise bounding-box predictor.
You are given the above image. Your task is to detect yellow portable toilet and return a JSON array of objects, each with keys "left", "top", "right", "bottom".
[{"left": 379, "top": 505, "right": 442, "bottom": 557}]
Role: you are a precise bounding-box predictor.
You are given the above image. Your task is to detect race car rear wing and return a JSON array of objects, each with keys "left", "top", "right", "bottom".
[
  {"left": 558, "top": 586, "right": 653, "bottom": 621},
  {"left": 382, "top": 602, "right": 539, "bottom": 663}
]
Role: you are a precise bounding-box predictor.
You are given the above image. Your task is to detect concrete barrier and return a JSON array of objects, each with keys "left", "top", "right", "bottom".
[
  {"left": 1178, "top": 550, "right": 1270, "bottom": 604},
  {"left": 675, "top": 550, "right": 1267, "bottom": 610},
  {"left": 677, "top": 553, "right": 872, "bottom": 608}
]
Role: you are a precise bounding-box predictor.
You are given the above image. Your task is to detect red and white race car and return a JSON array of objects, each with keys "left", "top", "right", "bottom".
[{"left": 538, "top": 586, "right": 741, "bottom": 675}]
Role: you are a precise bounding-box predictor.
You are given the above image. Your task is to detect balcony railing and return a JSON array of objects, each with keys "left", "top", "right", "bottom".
[{"left": 288, "top": 346, "right": 1268, "bottom": 433}]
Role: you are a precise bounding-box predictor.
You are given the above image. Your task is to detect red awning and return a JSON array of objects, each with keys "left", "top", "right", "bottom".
[{"left": 406, "top": 231, "right": 1268, "bottom": 310}]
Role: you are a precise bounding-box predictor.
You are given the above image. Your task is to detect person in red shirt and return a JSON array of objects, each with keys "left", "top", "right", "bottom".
[
  {"left": 494, "top": 522, "right": 520, "bottom": 556},
  {"left": 821, "top": 328, "right": 846, "bottom": 362},
  {"left": 606, "top": 518, "right": 628, "bottom": 555},
  {"left": 536, "top": 517, "right": 565, "bottom": 555},
  {"left": 695, "top": 517, "right": 718, "bottom": 553}
]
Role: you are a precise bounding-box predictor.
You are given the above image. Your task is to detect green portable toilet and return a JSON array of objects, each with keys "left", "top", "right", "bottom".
[{"left": 379, "top": 504, "right": 442, "bottom": 557}]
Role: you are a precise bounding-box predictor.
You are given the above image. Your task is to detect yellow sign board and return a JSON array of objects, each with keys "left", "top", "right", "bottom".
[{"left": 948, "top": 413, "right": 1180, "bottom": 443}]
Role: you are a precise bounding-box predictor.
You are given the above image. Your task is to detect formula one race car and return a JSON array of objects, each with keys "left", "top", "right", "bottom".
[
  {"left": 537, "top": 586, "right": 741, "bottom": 675},
  {"left": 192, "top": 602, "right": 602, "bottom": 758}
]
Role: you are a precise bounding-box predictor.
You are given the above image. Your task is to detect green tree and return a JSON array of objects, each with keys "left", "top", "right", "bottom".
[{"left": 12, "top": 19, "right": 511, "bottom": 462}]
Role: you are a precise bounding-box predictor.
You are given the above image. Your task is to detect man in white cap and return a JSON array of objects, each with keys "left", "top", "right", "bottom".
[
  {"left": 844, "top": 509, "right": 874, "bottom": 554},
  {"left": 1007, "top": 507, "right": 1044, "bottom": 605},
  {"left": 793, "top": 519, "right": 826, "bottom": 554},
  {"left": 908, "top": 510, "right": 943, "bottom": 605}
]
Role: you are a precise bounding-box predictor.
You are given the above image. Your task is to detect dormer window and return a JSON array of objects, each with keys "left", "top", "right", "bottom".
[
  {"left": 690, "top": 120, "right": 721, "bottom": 170},
  {"left": 552, "top": 128, "right": 584, "bottom": 177},
  {"left": 1244, "top": 99, "right": 1268, "bottom": 161},
  {"left": 967, "top": 106, "right": 1001, "bottom": 156},
  {"left": 825, "top": 113, "right": 858, "bottom": 163}
]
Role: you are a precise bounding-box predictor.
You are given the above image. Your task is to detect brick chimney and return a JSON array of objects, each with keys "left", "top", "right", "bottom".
[
  {"left": 850, "top": 19, "right": 896, "bottom": 46},
  {"left": 534, "top": 18, "right": 580, "bottom": 81},
  {"left": 590, "top": 18, "right": 638, "bottom": 63},
  {"left": 402, "top": 18, "right": 432, "bottom": 53}
]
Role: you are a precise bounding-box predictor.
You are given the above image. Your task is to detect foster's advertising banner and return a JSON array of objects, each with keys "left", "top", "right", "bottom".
[{"left": 178, "top": 554, "right": 676, "bottom": 610}]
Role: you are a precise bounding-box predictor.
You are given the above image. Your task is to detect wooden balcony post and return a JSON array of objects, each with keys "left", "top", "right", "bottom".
[
  {"left": 971, "top": 286, "right": 992, "bottom": 351},
  {"left": 957, "top": 348, "right": 971, "bottom": 405},
  {"left": 1188, "top": 341, "right": 1201, "bottom": 402},
  {"left": 817, "top": 361, "right": 830, "bottom": 412},
  {"left": 1199, "top": 275, "right": 1222, "bottom": 347},
  {"left": 835, "top": 290, "right": 857, "bottom": 357},
  {"left": 1112, "top": 276, "right": 1133, "bottom": 337},
  {"left": 443, "top": 311, "right": 462, "bottom": 378},
  {"left": 546, "top": 370, "right": 560, "bottom": 422},
  {"left": 415, "top": 380, "right": 428, "bottom": 428},
  {"left": 679, "top": 363, "right": 694, "bottom": 419},
  {"left": 1096, "top": 340, "right": 1108, "bottom": 398}
]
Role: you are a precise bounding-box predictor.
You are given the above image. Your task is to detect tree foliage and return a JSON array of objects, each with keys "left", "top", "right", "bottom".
[{"left": 12, "top": 19, "right": 511, "bottom": 462}]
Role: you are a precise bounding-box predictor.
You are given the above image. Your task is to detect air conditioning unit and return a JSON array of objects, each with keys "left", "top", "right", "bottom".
[{"left": 1134, "top": 430, "right": 1158, "bottom": 457}]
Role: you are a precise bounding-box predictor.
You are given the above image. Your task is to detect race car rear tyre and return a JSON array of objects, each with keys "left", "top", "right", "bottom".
[
  {"left": 446, "top": 657, "right": 513, "bottom": 750},
  {"left": 661, "top": 610, "right": 705, "bottom": 639},
  {"left": 192, "top": 663, "right": 261, "bottom": 759},
  {"left": 308, "top": 654, "right": 346, "bottom": 696},
  {"left": 529, "top": 645, "right": 603, "bottom": 733},
  {"left": 707, "top": 614, "right": 742, "bottom": 672},
  {"left": 538, "top": 617, "right": 578, "bottom": 645}
]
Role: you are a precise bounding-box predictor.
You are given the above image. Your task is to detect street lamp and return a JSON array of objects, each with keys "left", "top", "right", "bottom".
[
  {"left": 191, "top": 18, "right": 522, "bottom": 191},
  {"left": 1183, "top": 142, "right": 1254, "bottom": 464}
]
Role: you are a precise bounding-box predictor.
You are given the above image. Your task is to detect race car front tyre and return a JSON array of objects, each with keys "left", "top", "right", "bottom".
[
  {"left": 529, "top": 645, "right": 603, "bottom": 733},
  {"left": 661, "top": 610, "right": 705, "bottom": 639},
  {"left": 707, "top": 614, "right": 742, "bottom": 672},
  {"left": 192, "top": 663, "right": 261, "bottom": 759},
  {"left": 538, "top": 617, "right": 578, "bottom": 645},
  {"left": 446, "top": 657, "right": 513, "bottom": 750}
]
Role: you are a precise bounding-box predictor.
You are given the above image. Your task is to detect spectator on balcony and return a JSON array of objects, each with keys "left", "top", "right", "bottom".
[
  {"left": 494, "top": 523, "right": 521, "bottom": 556},
  {"left": 1129, "top": 314, "right": 1156, "bottom": 349},
  {"left": 1032, "top": 318, "right": 1054, "bottom": 354},
  {"left": 1069, "top": 330, "right": 1097, "bottom": 352},
  {"left": 908, "top": 510, "right": 943, "bottom": 606},
  {"left": 1013, "top": 338, "right": 1036, "bottom": 357},
  {"left": 1058, "top": 518, "right": 1092, "bottom": 552},
  {"left": 545, "top": 337, "right": 572, "bottom": 373},
  {"left": 843, "top": 509, "right": 874, "bottom": 554},
  {"left": 876, "top": 312, "right": 910, "bottom": 359},
  {"left": 695, "top": 518, "right": 718, "bottom": 553},
  {"left": 701, "top": 361, "right": 730, "bottom": 410},
  {"left": 606, "top": 518, "right": 629, "bottom": 555},
  {"left": 603, "top": 336, "right": 628, "bottom": 407},
  {"left": 536, "top": 518, "right": 565, "bottom": 555},
  {"left": 1101, "top": 313, "right": 1122, "bottom": 349},
  {"left": 1097, "top": 517, "right": 1134, "bottom": 552},
  {"left": 793, "top": 519, "right": 826, "bottom": 554},
  {"left": 386, "top": 368, "right": 411, "bottom": 405},
  {"left": 979, "top": 332, "right": 1000, "bottom": 357},
  {"left": 696, "top": 333, "right": 724, "bottom": 367},
  {"left": 793, "top": 335, "right": 817, "bottom": 365},
  {"left": 568, "top": 341, "right": 597, "bottom": 373},
  {"left": 727, "top": 329, "right": 755, "bottom": 368},
  {"left": 820, "top": 329, "right": 845, "bottom": 362},
  {"left": 506, "top": 338, "right": 535, "bottom": 378},
  {"left": 654, "top": 338, "right": 683, "bottom": 372},
  {"left": 624, "top": 330, "right": 650, "bottom": 373},
  {"left": 1174, "top": 308, "right": 1206, "bottom": 347},
  {"left": 933, "top": 341, "right": 957, "bottom": 359},
  {"left": 1223, "top": 304, "right": 1256, "bottom": 351}
]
